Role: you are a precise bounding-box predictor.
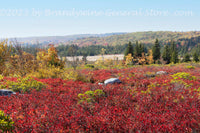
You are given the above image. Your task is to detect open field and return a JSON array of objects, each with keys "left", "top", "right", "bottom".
[
  {"left": 0, "top": 64, "right": 199, "bottom": 132},
  {"left": 65, "top": 54, "right": 124, "bottom": 61}
]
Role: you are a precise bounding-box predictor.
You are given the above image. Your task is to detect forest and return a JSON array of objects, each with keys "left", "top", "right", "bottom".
[{"left": 55, "top": 31, "right": 200, "bottom": 57}]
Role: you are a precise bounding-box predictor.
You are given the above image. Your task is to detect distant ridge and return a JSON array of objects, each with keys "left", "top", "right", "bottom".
[
  {"left": 2, "top": 31, "right": 200, "bottom": 51},
  {"left": 63, "top": 31, "right": 200, "bottom": 46},
  {"left": 4, "top": 32, "right": 127, "bottom": 45}
]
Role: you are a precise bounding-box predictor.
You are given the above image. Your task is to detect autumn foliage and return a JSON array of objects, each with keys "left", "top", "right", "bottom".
[
  {"left": 0, "top": 40, "right": 11, "bottom": 75},
  {"left": 0, "top": 65, "right": 199, "bottom": 132},
  {"left": 36, "top": 44, "right": 64, "bottom": 68},
  {"left": 0, "top": 40, "right": 199, "bottom": 132}
]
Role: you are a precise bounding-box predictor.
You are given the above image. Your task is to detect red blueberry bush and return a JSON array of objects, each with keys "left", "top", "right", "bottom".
[{"left": 0, "top": 65, "right": 200, "bottom": 132}]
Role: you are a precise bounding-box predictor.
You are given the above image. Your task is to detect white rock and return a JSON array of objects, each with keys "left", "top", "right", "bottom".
[
  {"left": 0, "top": 89, "right": 16, "bottom": 96},
  {"left": 104, "top": 78, "right": 121, "bottom": 85},
  {"left": 156, "top": 71, "right": 167, "bottom": 75}
]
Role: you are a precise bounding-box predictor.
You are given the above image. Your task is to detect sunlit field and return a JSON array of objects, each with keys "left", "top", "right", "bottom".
[{"left": 0, "top": 63, "right": 199, "bottom": 132}]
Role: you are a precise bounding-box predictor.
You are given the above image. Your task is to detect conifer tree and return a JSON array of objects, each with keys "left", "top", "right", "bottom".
[
  {"left": 162, "top": 45, "right": 171, "bottom": 64},
  {"left": 170, "top": 41, "right": 179, "bottom": 63},
  {"left": 139, "top": 43, "right": 145, "bottom": 57},
  {"left": 124, "top": 41, "right": 133, "bottom": 57},
  {"left": 152, "top": 39, "right": 161, "bottom": 62},
  {"left": 134, "top": 41, "right": 139, "bottom": 57},
  {"left": 183, "top": 53, "right": 191, "bottom": 62},
  {"left": 193, "top": 51, "right": 199, "bottom": 62}
]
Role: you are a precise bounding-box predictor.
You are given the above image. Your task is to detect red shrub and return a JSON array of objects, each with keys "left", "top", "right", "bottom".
[{"left": 0, "top": 65, "right": 199, "bottom": 132}]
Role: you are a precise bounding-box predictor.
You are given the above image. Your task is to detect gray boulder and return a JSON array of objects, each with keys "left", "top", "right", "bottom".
[
  {"left": 0, "top": 89, "right": 16, "bottom": 96},
  {"left": 104, "top": 78, "right": 122, "bottom": 85},
  {"left": 156, "top": 71, "right": 167, "bottom": 75},
  {"left": 145, "top": 74, "right": 156, "bottom": 78}
]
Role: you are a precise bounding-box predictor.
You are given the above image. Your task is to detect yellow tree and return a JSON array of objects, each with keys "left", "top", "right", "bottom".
[
  {"left": 36, "top": 49, "right": 49, "bottom": 66},
  {"left": 147, "top": 50, "right": 154, "bottom": 64},
  {"left": 0, "top": 40, "right": 11, "bottom": 75},
  {"left": 125, "top": 54, "right": 133, "bottom": 65},
  {"left": 9, "top": 52, "right": 36, "bottom": 77},
  {"left": 37, "top": 44, "right": 64, "bottom": 68},
  {"left": 138, "top": 52, "right": 146, "bottom": 66}
]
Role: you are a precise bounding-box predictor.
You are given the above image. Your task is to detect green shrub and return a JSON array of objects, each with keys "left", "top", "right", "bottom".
[
  {"left": 171, "top": 72, "right": 196, "bottom": 80},
  {"left": 170, "top": 72, "right": 195, "bottom": 90},
  {"left": 78, "top": 89, "right": 105, "bottom": 104},
  {"left": 0, "top": 76, "right": 45, "bottom": 93},
  {"left": 185, "top": 65, "right": 195, "bottom": 69},
  {"left": 64, "top": 71, "right": 89, "bottom": 82},
  {"left": 0, "top": 110, "right": 14, "bottom": 132},
  {"left": 0, "top": 75, "right": 3, "bottom": 80},
  {"left": 144, "top": 72, "right": 156, "bottom": 78},
  {"left": 85, "top": 64, "right": 95, "bottom": 69}
]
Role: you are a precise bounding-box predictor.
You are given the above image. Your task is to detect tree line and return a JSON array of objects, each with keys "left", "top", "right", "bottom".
[
  {"left": 56, "top": 44, "right": 129, "bottom": 57},
  {"left": 20, "top": 38, "right": 200, "bottom": 64},
  {"left": 124, "top": 39, "right": 199, "bottom": 64}
]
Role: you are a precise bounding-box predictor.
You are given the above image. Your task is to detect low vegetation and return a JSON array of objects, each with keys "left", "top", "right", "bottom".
[{"left": 0, "top": 40, "right": 199, "bottom": 132}]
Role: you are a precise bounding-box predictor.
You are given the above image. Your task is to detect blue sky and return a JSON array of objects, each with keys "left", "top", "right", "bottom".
[{"left": 0, "top": 0, "right": 200, "bottom": 38}]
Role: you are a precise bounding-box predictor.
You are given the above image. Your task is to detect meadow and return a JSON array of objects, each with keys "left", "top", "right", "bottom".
[{"left": 0, "top": 63, "right": 199, "bottom": 132}]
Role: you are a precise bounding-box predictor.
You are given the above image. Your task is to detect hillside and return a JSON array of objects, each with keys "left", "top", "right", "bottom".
[
  {"left": 6, "top": 32, "right": 126, "bottom": 45},
  {"left": 64, "top": 31, "right": 200, "bottom": 47},
  {"left": 20, "top": 31, "right": 200, "bottom": 56}
]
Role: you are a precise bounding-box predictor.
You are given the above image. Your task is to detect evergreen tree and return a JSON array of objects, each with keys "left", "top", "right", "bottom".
[
  {"left": 134, "top": 41, "right": 145, "bottom": 57},
  {"left": 183, "top": 53, "right": 191, "bottom": 62},
  {"left": 171, "top": 52, "right": 176, "bottom": 64},
  {"left": 162, "top": 45, "right": 171, "bottom": 64},
  {"left": 139, "top": 43, "right": 145, "bottom": 57},
  {"left": 170, "top": 41, "right": 179, "bottom": 63},
  {"left": 193, "top": 51, "right": 199, "bottom": 62},
  {"left": 124, "top": 41, "right": 133, "bottom": 57},
  {"left": 152, "top": 39, "right": 161, "bottom": 62},
  {"left": 134, "top": 41, "right": 139, "bottom": 57}
]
